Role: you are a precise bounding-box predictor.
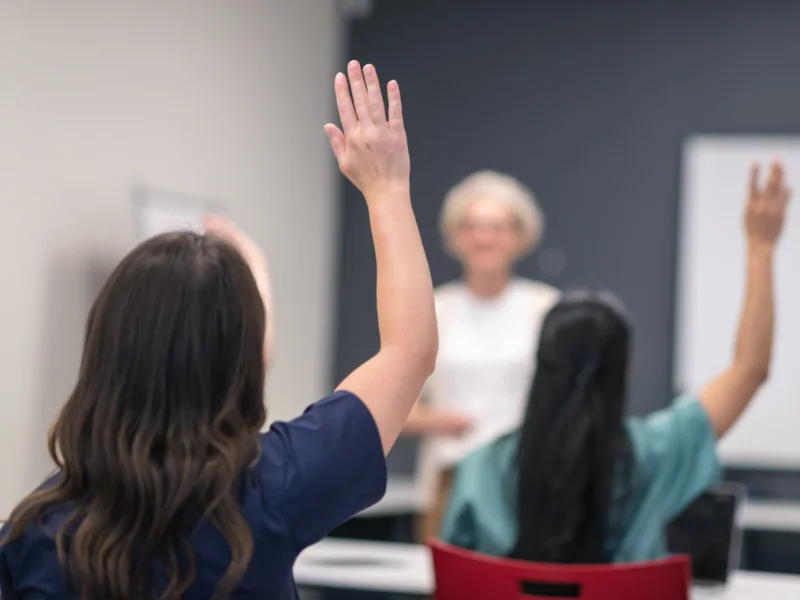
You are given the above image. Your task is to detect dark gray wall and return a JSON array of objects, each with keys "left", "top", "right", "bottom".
[{"left": 332, "top": 0, "right": 800, "bottom": 472}]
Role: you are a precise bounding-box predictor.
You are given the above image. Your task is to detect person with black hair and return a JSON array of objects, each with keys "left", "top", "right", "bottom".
[{"left": 440, "top": 161, "right": 789, "bottom": 563}]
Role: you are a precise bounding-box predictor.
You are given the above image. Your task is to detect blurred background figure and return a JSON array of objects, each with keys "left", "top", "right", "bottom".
[
  {"left": 440, "top": 161, "right": 789, "bottom": 563},
  {"left": 403, "top": 171, "right": 559, "bottom": 541},
  {"left": 327, "top": 0, "right": 800, "bottom": 581}
]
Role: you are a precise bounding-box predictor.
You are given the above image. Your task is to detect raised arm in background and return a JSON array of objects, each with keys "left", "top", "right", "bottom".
[
  {"left": 204, "top": 215, "right": 276, "bottom": 366},
  {"left": 699, "top": 161, "right": 790, "bottom": 438},
  {"left": 327, "top": 61, "right": 438, "bottom": 454}
]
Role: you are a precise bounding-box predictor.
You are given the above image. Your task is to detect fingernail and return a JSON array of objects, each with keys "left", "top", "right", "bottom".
[
  {"left": 335, "top": 72, "right": 345, "bottom": 82},
  {"left": 364, "top": 64, "right": 375, "bottom": 74},
  {"left": 388, "top": 80, "right": 398, "bottom": 90},
  {"left": 348, "top": 60, "right": 359, "bottom": 69}
]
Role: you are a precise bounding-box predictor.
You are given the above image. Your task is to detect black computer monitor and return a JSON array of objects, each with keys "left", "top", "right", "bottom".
[{"left": 665, "top": 482, "right": 745, "bottom": 585}]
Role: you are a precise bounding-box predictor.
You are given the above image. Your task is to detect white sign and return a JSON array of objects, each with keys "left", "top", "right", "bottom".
[{"left": 132, "top": 186, "right": 224, "bottom": 241}]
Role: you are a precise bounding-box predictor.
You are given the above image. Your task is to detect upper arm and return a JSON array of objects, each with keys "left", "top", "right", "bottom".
[
  {"left": 630, "top": 396, "right": 722, "bottom": 521},
  {"left": 697, "top": 365, "right": 766, "bottom": 438},
  {"left": 261, "top": 391, "right": 387, "bottom": 550},
  {"left": 400, "top": 290, "right": 444, "bottom": 431},
  {"left": 336, "top": 347, "right": 435, "bottom": 455}
]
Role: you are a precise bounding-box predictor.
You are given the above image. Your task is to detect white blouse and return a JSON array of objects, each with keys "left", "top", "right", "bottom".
[{"left": 417, "top": 278, "right": 560, "bottom": 502}]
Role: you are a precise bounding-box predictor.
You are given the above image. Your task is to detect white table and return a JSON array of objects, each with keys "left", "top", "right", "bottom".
[
  {"left": 295, "top": 538, "right": 800, "bottom": 599},
  {"left": 740, "top": 500, "right": 800, "bottom": 533},
  {"left": 362, "top": 477, "right": 800, "bottom": 533},
  {"left": 296, "top": 538, "right": 431, "bottom": 596}
]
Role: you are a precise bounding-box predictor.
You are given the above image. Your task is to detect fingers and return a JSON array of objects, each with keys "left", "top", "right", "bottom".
[
  {"left": 204, "top": 215, "right": 246, "bottom": 251},
  {"left": 749, "top": 162, "right": 760, "bottom": 200},
  {"left": 347, "top": 60, "right": 371, "bottom": 123},
  {"left": 323, "top": 124, "right": 345, "bottom": 160},
  {"left": 766, "top": 161, "right": 783, "bottom": 200},
  {"left": 387, "top": 80, "right": 404, "bottom": 132},
  {"left": 363, "top": 64, "right": 386, "bottom": 123},
  {"left": 203, "top": 214, "right": 234, "bottom": 237},
  {"left": 334, "top": 73, "right": 357, "bottom": 134}
]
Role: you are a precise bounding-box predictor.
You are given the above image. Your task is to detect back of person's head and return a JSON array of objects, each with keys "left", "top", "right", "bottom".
[
  {"left": 509, "top": 289, "right": 633, "bottom": 564},
  {"left": 2, "top": 231, "right": 267, "bottom": 600}
]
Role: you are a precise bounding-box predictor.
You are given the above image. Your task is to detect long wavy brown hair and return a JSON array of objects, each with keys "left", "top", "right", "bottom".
[{"left": 2, "top": 231, "right": 267, "bottom": 599}]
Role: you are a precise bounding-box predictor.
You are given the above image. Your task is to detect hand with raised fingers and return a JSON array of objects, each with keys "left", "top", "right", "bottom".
[
  {"left": 745, "top": 161, "right": 791, "bottom": 249},
  {"left": 324, "top": 60, "right": 409, "bottom": 201}
]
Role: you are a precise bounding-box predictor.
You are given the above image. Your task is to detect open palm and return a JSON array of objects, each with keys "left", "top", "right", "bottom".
[
  {"left": 324, "top": 60, "right": 410, "bottom": 200},
  {"left": 745, "top": 161, "right": 791, "bottom": 246}
]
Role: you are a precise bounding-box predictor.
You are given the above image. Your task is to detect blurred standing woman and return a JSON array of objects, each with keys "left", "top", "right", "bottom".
[{"left": 404, "top": 171, "right": 560, "bottom": 541}]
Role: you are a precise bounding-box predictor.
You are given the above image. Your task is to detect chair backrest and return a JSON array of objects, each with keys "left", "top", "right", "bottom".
[{"left": 429, "top": 540, "right": 690, "bottom": 600}]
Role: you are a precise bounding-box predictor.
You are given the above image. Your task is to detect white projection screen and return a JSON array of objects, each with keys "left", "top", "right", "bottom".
[{"left": 676, "top": 136, "right": 800, "bottom": 468}]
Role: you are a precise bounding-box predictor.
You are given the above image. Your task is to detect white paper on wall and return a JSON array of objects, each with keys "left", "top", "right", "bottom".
[{"left": 132, "top": 185, "right": 225, "bottom": 241}]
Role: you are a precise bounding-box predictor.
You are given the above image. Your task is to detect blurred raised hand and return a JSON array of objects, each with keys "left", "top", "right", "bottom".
[
  {"left": 203, "top": 215, "right": 274, "bottom": 365},
  {"left": 745, "top": 161, "right": 791, "bottom": 248},
  {"left": 699, "top": 161, "right": 790, "bottom": 439},
  {"left": 324, "top": 60, "right": 410, "bottom": 200}
]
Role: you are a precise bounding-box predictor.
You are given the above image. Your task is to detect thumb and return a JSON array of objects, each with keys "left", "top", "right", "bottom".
[{"left": 323, "top": 124, "right": 345, "bottom": 161}]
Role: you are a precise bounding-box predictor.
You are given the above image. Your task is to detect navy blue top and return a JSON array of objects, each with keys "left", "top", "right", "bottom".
[{"left": 0, "top": 390, "right": 387, "bottom": 599}]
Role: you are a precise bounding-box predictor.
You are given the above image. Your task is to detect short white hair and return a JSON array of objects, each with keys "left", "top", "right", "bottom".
[{"left": 439, "top": 170, "right": 544, "bottom": 254}]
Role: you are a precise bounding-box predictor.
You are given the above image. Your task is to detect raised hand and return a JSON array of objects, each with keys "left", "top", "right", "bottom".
[
  {"left": 203, "top": 215, "right": 267, "bottom": 274},
  {"left": 699, "top": 161, "right": 790, "bottom": 439},
  {"left": 203, "top": 215, "right": 274, "bottom": 364},
  {"left": 324, "top": 60, "right": 410, "bottom": 200},
  {"left": 745, "top": 161, "right": 791, "bottom": 248},
  {"left": 327, "top": 62, "right": 436, "bottom": 455}
]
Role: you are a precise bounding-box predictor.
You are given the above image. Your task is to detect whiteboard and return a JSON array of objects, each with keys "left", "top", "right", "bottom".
[
  {"left": 132, "top": 185, "right": 224, "bottom": 242},
  {"left": 676, "top": 136, "right": 800, "bottom": 468}
]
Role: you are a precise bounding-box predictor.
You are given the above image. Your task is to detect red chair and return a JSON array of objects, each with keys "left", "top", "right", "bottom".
[{"left": 429, "top": 539, "right": 690, "bottom": 600}]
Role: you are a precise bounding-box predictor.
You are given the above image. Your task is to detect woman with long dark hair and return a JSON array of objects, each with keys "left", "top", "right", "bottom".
[
  {"left": 441, "top": 161, "right": 789, "bottom": 563},
  {"left": 0, "top": 60, "right": 437, "bottom": 599}
]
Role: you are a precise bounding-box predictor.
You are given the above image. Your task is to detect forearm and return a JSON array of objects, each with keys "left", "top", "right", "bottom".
[
  {"left": 699, "top": 160, "right": 787, "bottom": 439},
  {"left": 245, "top": 249, "right": 274, "bottom": 365},
  {"left": 699, "top": 243, "right": 774, "bottom": 437},
  {"left": 366, "top": 188, "right": 438, "bottom": 367},
  {"left": 733, "top": 243, "right": 774, "bottom": 379},
  {"left": 201, "top": 215, "right": 276, "bottom": 363},
  {"left": 402, "top": 403, "right": 434, "bottom": 436},
  {"left": 255, "top": 261, "right": 275, "bottom": 365},
  {"left": 335, "top": 188, "right": 437, "bottom": 452}
]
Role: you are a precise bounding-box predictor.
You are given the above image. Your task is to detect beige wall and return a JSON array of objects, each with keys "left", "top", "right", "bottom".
[{"left": 0, "top": 1, "right": 343, "bottom": 513}]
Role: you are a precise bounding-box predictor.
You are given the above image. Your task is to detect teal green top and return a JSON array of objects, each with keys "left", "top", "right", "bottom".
[{"left": 440, "top": 395, "right": 721, "bottom": 563}]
